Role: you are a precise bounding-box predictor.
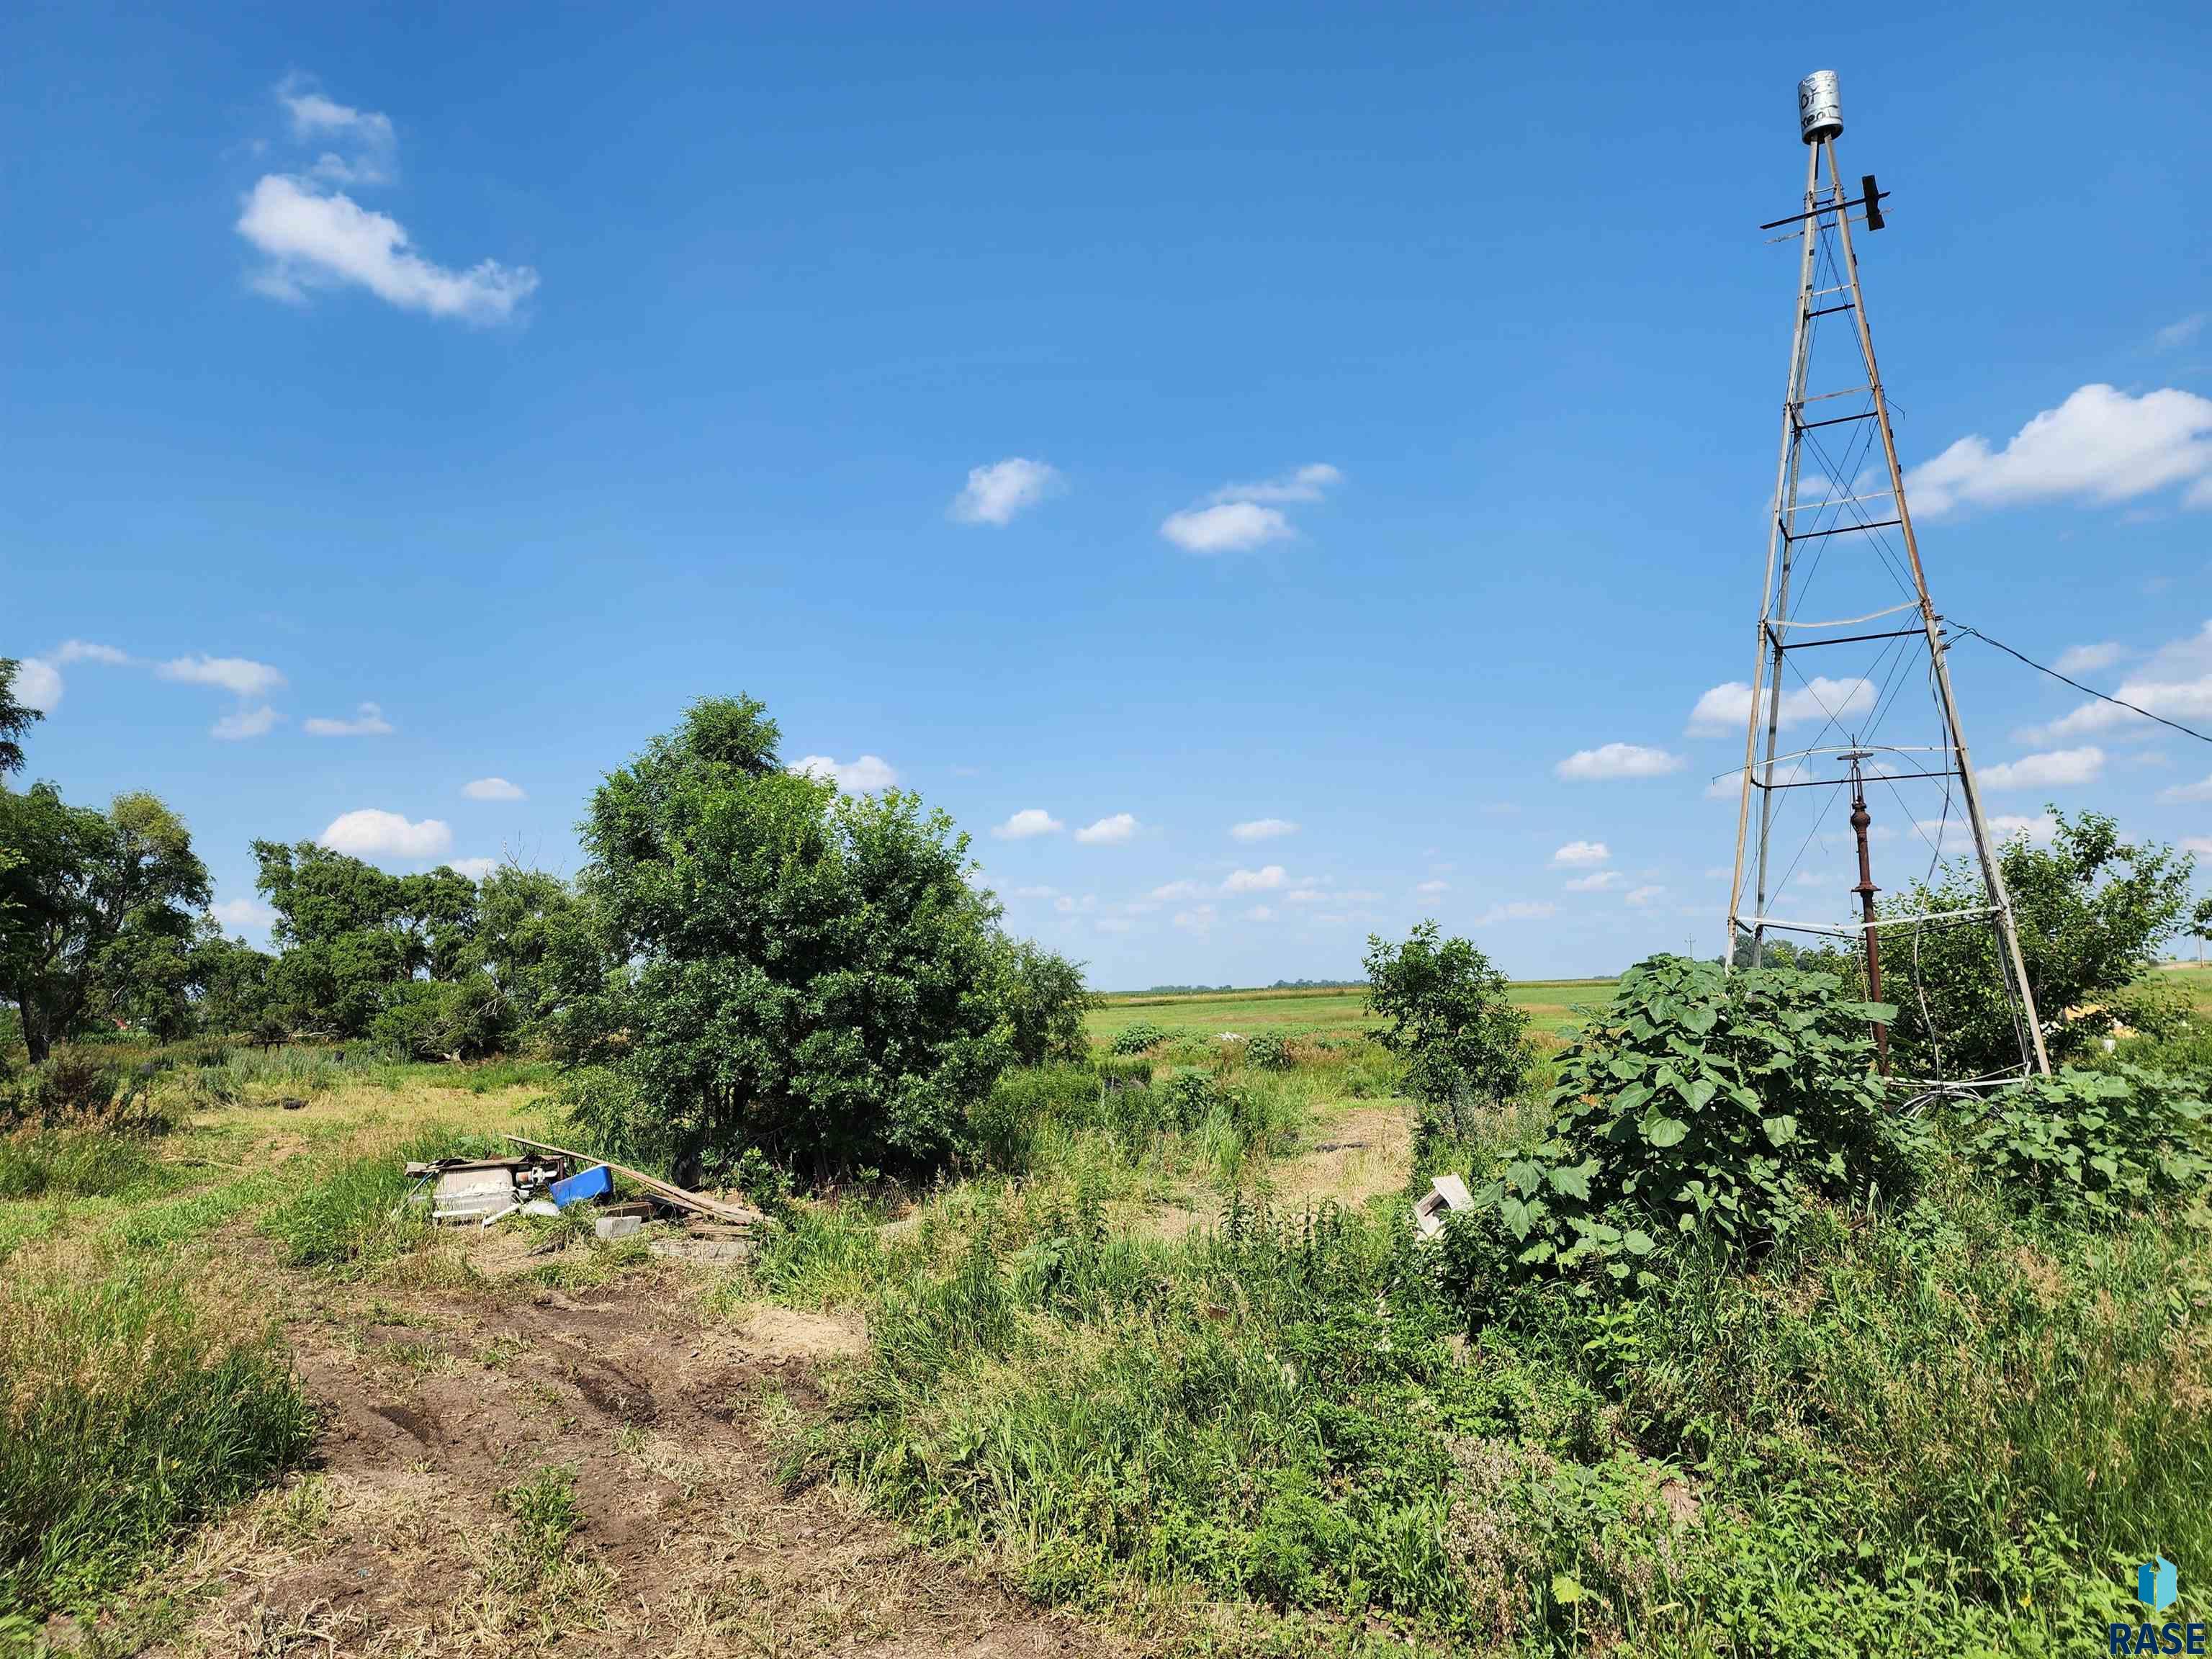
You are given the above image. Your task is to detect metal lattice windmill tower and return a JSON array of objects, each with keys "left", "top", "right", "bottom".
[{"left": 1722, "top": 71, "right": 2051, "bottom": 1090}]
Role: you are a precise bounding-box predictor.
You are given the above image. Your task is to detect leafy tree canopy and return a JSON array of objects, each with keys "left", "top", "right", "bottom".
[{"left": 0, "top": 658, "right": 42, "bottom": 778}]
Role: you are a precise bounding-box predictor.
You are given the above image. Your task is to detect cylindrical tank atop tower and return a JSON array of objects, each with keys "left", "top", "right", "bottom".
[{"left": 1798, "top": 71, "right": 1843, "bottom": 144}]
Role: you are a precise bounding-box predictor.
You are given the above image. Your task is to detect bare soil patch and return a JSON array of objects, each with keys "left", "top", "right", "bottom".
[{"left": 131, "top": 1260, "right": 1114, "bottom": 1658}]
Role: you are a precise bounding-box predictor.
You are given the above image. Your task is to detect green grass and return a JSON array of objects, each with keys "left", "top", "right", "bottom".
[
  {"left": 0, "top": 1262, "right": 314, "bottom": 1630},
  {"left": 259, "top": 1124, "right": 492, "bottom": 1273},
  {"left": 1087, "top": 979, "right": 1617, "bottom": 1043}
]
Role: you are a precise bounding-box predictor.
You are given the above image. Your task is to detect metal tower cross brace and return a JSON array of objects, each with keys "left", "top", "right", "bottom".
[{"left": 1722, "top": 71, "right": 2051, "bottom": 1082}]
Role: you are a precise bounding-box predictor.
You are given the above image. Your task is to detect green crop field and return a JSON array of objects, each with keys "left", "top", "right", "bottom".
[{"left": 1088, "top": 977, "right": 1619, "bottom": 1040}]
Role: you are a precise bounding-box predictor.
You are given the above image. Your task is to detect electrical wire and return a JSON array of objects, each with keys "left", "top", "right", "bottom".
[{"left": 1950, "top": 624, "right": 2212, "bottom": 747}]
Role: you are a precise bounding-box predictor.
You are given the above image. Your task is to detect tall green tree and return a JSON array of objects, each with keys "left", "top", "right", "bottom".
[
  {"left": 0, "top": 659, "right": 42, "bottom": 778},
  {"left": 570, "top": 695, "right": 1038, "bottom": 1177},
  {"left": 0, "top": 787, "right": 210, "bottom": 1060},
  {"left": 251, "top": 841, "right": 481, "bottom": 1038},
  {"left": 1881, "top": 809, "right": 2196, "bottom": 1074}
]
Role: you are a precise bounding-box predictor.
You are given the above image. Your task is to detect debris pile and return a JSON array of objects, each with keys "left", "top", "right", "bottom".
[{"left": 405, "top": 1134, "right": 768, "bottom": 1236}]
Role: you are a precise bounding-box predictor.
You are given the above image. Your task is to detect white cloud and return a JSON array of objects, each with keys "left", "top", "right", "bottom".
[
  {"left": 449, "top": 857, "right": 498, "bottom": 881},
  {"left": 1208, "top": 463, "right": 1342, "bottom": 505},
  {"left": 949, "top": 457, "right": 1063, "bottom": 526},
  {"left": 55, "top": 640, "right": 130, "bottom": 665},
  {"left": 1564, "top": 870, "right": 1621, "bottom": 892},
  {"left": 210, "top": 896, "right": 276, "bottom": 933},
  {"left": 1172, "top": 904, "right": 1217, "bottom": 932},
  {"left": 1415, "top": 878, "right": 1449, "bottom": 896},
  {"left": 1075, "top": 812, "right": 1139, "bottom": 845},
  {"left": 320, "top": 808, "right": 453, "bottom": 860},
  {"left": 1474, "top": 900, "right": 1557, "bottom": 925},
  {"left": 2180, "top": 836, "right": 2212, "bottom": 856},
  {"left": 1223, "top": 865, "right": 1288, "bottom": 893},
  {"left": 1705, "top": 770, "right": 1746, "bottom": 801},
  {"left": 212, "top": 705, "right": 281, "bottom": 741},
  {"left": 464, "top": 777, "right": 526, "bottom": 801},
  {"left": 278, "top": 77, "right": 398, "bottom": 186},
  {"left": 1150, "top": 878, "right": 1207, "bottom": 902},
  {"left": 1989, "top": 813, "right": 2061, "bottom": 846},
  {"left": 1686, "top": 677, "right": 1876, "bottom": 736},
  {"left": 303, "top": 700, "right": 394, "bottom": 737},
  {"left": 2159, "top": 773, "right": 2212, "bottom": 803},
  {"left": 1978, "top": 746, "right": 2105, "bottom": 790},
  {"left": 1625, "top": 885, "right": 1665, "bottom": 907},
  {"left": 1905, "top": 385, "right": 2212, "bottom": 516},
  {"left": 2022, "top": 619, "right": 2212, "bottom": 742},
  {"left": 1009, "top": 884, "right": 1059, "bottom": 899},
  {"left": 14, "top": 658, "right": 62, "bottom": 713},
  {"left": 992, "top": 808, "right": 1064, "bottom": 840},
  {"left": 238, "top": 175, "right": 538, "bottom": 324},
  {"left": 1242, "top": 904, "right": 1277, "bottom": 922},
  {"left": 1551, "top": 840, "right": 1610, "bottom": 867},
  {"left": 1231, "top": 817, "right": 1299, "bottom": 842},
  {"left": 2155, "top": 315, "right": 2206, "bottom": 353},
  {"left": 791, "top": 753, "right": 899, "bottom": 792},
  {"left": 2053, "top": 641, "right": 2126, "bottom": 678},
  {"left": 1161, "top": 500, "right": 1292, "bottom": 554},
  {"left": 1283, "top": 888, "right": 1326, "bottom": 905},
  {"left": 157, "top": 653, "right": 287, "bottom": 698},
  {"left": 1556, "top": 743, "right": 1684, "bottom": 781}
]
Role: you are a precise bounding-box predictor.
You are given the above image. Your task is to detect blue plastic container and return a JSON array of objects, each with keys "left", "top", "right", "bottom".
[{"left": 549, "top": 1164, "right": 613, "bottom": 1208}]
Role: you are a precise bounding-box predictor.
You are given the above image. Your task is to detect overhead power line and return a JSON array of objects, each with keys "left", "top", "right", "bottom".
[{"left": 1949, "top": 624, "right": 2212, "bottom": 747}]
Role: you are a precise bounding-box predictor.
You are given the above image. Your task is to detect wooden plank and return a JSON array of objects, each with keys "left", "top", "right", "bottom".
[{"left": 500, "top": 1134, "right": 768, "bottom": 1227}]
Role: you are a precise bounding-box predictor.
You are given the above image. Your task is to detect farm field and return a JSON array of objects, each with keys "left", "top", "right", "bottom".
[{"left": 1089, "top": 977, "right": 1619, "bottom": 1041}]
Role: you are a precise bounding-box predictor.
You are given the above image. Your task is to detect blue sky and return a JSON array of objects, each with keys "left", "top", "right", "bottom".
[{"left": 6, "top": 1, "right": 2208, "bottom": 986}]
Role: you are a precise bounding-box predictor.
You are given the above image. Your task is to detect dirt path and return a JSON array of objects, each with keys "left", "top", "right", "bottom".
[{"left": 138, "top": 1259, "right": 1117, "bottom": 1658}]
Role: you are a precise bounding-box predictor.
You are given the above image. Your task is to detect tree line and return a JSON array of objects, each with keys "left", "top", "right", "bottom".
[{"left": 1, "top": 670, "right": 1092, "bottom": 1177}]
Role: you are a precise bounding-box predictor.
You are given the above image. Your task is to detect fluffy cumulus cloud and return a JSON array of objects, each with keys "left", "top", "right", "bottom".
[
  {"left": 212, "top": 706, "right": 282, "bottom": 741},
  {"left": 319, "top": 809, "right": 453, "bottom": 860},
  {"left": 14, "top": 658, "right": 62, "bottom": 713},
  {"left": 304, "top": 701, "right": 394, "bottom": 737},
  {"left": 1162, "top": 462, "right": 1340, "bottom": 554},
  {"left": 464, "top": 777, "right": 526, "bottom": 801},
  {"left": 156, "top": 654, "right": 287, "bottom": 698},
  {"left": 1917, "top": 812, "right": 2060, "bottom": 850},
  {"left": 1625, "top": 885, "right": 1665, "bottom": 907},
  {"left": 238, "top": 77, "right": 537, "bottom": 325},
  {"left": 1556, "top": 743, "right": 1683, "bottom": 781},
  {"left": 211, "top": 896, "right": 277, "bottom": 933},
  {"left": 1161, "top": 500, "right": 1291, "bottom": 554},
  {"left": 1231, "top": 817, "right": 1299, "bottom": 842},
  {"left": 1172, "top": 903, "right": 1217, "bottom": 933},
  {"left": 1564, "top": 870, "right": 1621, "bottom": 892},
  {"left": 1686, "top": 677, "right": 1876, "bottom": 736},
  {"left": 1075, "top": 812, "right": 1139, "bottom": 845},
  {"left": 1978, "top": 747, "right": 2105, "bottom": 790},
  {"left": 949, "top": 457, "right": 1063, "bottom": 526},
  {"left": 55, "top": 640, "right": 130, "bottom": 666},
  {"left": 2157, "top": 773, "right": 2212, "bottom": 803},
  {"left": 1905, "top": 385, "right": 2212, "bottom": 516},
  {"left": 279, "top": 76, "right": 398, "bottom": 186},
  {"left": 1551, "top": 840, "right": 1609, "bottom": 867},
  {"left": 448, "top": 856, "right": 498, "bottom": 881},
  {"left": 2021, "top": 619, "right": 2212, "bottom": 743},
  {"left": 791, "top": 753, "right": 898, "bottom": 792},
  {"left": 1223, "top": 865, "right": 1288, "bottom": 893},
  {"left": 992, "top": 808, "right": 1064, "bottom": 840}
]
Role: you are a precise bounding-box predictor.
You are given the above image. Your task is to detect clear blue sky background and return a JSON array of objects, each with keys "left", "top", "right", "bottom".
[{"left": 6, "top": 1, "right": 2208, "bottom": 986}]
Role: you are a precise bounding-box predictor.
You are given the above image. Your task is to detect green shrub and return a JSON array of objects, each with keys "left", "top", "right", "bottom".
[
  {"left": 1953, "top": 1064, "right": 2209, "bottom": 1222},
  {"left": 1244, "top": 1033, "right": 1293, "bottom": 1071},
  {"left": 1111, "top": 1021, "right": 1169, "bottom": 1056},
  {"left": 1462, "top": 956, "right": 1918, "bottom": 1291},
  {"left": 0, "top": 1265, "right": 313, "bottom": 1623},
  {"left": 1364, "top": 924, "right": 1532, "bottom": 1158}
]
